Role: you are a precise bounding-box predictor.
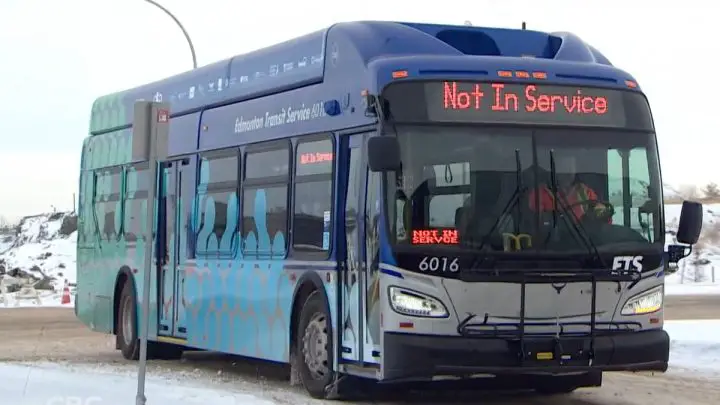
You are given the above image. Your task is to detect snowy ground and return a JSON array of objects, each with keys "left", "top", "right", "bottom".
[
  {"left": 0, "top": 362, "right": 279, "bottom": 405},
  {"left": 666, "top": 319, "right": 720, "bottom": 377}
]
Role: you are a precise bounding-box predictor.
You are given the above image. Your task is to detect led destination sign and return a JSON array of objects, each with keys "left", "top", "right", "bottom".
[
  {"left": 434, "top": 81, "right": 622, "bottom": 126},
  {"left": 382, "top": 80, "right": 654, "bottom": 129}
]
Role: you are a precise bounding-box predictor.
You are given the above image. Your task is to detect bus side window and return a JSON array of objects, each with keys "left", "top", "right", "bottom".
[
  {"left": 293, "top": 137, "right": 334, "bottom": 255},
  {"left": 242, "top": 141, "right": 291, "bottom": 258},
  {"left": 94, "top": 168, "right": 122, "bottom": 242},
  {"left": 196, "top": 151, "right": 239, "bottom": 256},
  {"left": 123, "top": 163, "right": 149, "bottom": 242}
]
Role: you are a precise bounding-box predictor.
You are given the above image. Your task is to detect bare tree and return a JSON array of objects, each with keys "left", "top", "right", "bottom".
[
  {"left": 0, "top": 216, "right": 10, "bottom": 232},
  {"left": 682, "top": 220, "right": 720, "bottom": 283},
  {"left": 678, "top": 184, "right": 702, "bottom": 201},
  {"left": 703, "top": 183, "right": 720, "bottom": 200}
]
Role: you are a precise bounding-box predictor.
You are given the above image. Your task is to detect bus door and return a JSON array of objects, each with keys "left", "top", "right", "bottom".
[
  {"left": 157, "top": 158, "right": 189, "bottom": 337},
  {"left": 340, "top": 132, "right": 379, "bottom": 365}
]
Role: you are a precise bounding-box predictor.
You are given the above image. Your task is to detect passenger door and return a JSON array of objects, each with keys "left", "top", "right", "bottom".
[
  {"left": 157, "top": 158, "right": 189, "bottom": 337},
  {"left": 173, "top": 158, "right": 192, "bottom": 337},
  {"left": 340, "top": 132, "right": 379, "bottom": 364}
]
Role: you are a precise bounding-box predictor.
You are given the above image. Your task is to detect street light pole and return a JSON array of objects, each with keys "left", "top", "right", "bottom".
[{"left": 143, "top": 0, "right": 198, "bottom": 69}]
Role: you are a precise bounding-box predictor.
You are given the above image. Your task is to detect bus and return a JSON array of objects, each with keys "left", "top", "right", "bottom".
[{"left": 76, "top": 21, "right": 704, "bottom": 399}]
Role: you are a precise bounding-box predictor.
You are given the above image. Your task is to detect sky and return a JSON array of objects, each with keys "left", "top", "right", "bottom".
[{"left": 0, "top": 0, "right": 715, "bottom": 221}]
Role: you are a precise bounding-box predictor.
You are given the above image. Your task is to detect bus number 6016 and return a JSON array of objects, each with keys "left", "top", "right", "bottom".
[{"left": 418, "top": 257, "right": 460, "bottom": 272}]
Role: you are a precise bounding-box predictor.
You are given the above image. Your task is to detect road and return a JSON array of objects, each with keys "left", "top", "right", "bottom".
[
  {"left": 0, "top": 295, "right": 717, "bottom": 404},
  {"left": 663, "top": 294, "right": 720, "bottom": 320}
]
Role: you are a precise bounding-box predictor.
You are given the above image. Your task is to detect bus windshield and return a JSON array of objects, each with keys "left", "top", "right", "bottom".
[{"left": 386, "top": 125, "right": 663, "bottom": 254}]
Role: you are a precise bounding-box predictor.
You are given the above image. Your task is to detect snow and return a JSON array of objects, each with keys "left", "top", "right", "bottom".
[
  {"left": 667, "top": 319, "right": 720, "bottom": 377},
  {"left": 663, "top": 203, "right": 720, "bottom": 295},
  {"left": 0, "top": 362, "right": 279, "bottom": 405},
  {"left": 0, "top": 213, "right": 77, "bottom": 285},
  {"left": 2, "top": 233, "right": 77, "bottom": 283},
  {"left": 0, "top": 213, "right": 77, "bottom": 308}
]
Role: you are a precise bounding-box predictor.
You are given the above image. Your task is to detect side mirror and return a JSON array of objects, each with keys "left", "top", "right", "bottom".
[
  {"left": 368, "top": 137, "right": 401, "bottom": 172},
  {"left": 676, "top": 200, "right": 703, "bottom": 245}
]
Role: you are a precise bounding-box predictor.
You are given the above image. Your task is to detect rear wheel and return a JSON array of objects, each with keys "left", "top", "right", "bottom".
[
  {"left": 297, "top": 291, "right": 336, "bottom": 399},
  {"left": 117, "top": 281, "right": 140, "bottom": 360},
  {"left": 116, "top": 280, "right": 184, "bottom": 361}
]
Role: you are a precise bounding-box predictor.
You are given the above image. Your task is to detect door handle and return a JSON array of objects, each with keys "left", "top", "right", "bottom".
[{"left": 180, "top": 277, "right": 186, "bottom": 308}]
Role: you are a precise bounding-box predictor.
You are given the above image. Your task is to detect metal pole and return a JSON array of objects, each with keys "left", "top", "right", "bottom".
[
  {"left": 143, "top": 0, "right": 198, "bottom": 69},
  {"left": 136, "top": 118, "right": 159, "bottom": 405}
]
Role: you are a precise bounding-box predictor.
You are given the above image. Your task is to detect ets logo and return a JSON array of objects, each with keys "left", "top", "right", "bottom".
[{"left": 612, "top": 256, "right": 643, "bottom": 271}]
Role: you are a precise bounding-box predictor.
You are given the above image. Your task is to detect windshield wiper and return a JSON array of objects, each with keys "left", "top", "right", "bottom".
[
  {"left": 546, "top": 150, "right": 606, "bottom": 268},
  {"left": 475, "top": 149, "right": 524, "bottom": 251}
]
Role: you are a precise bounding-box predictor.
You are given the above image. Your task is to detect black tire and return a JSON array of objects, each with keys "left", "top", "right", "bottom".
[
  {"left": 297, "top": 291, "right": 335, "bottom": 399},
  {"left": 117, "top": 281, "right": 140, "bottom": 360}
]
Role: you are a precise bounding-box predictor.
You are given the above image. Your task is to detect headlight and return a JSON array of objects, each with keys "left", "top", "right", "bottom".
[
  {"left": 388, "top": 286, "right": 449, "bottom": 318},
  {"left": 621, "top": 286, "right": 663, "bottom": 316}
]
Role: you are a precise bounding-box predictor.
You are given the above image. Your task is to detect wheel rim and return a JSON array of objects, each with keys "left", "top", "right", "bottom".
[
  {"left": 302, "top": 312, "right": 329, "bottom": 380},
  {"left": 121, "top": 295, "right": 134, "bottom": 346}
]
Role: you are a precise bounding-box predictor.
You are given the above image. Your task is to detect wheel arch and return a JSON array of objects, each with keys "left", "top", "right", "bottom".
[{"left": 289, "top": 271, "right": 331, "bottom": 358}]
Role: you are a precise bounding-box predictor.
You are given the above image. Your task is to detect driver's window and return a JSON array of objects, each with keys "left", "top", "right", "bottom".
[
  {"left": 629, "top": 149, "right": 653, "bottom": 241},
  {"left": 607, "top": 148, "right": 654, "bottom": 241}
]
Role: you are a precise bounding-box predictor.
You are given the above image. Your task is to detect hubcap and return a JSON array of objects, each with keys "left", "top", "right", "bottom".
[
  {"left": 302, "top": 312, "right": 329, "bottom": 380},
  {"left": 121, "top": 295, "right": 133, "bottom": 346}
]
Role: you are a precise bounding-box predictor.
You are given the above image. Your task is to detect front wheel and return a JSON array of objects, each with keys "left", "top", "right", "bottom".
[{"left": 297, "top": 291, "right": 336, "bottom": 399}]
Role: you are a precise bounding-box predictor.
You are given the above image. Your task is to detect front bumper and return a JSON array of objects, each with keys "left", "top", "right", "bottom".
[{"left": 382, "top": 329, "right": 669, "bottom": 381}]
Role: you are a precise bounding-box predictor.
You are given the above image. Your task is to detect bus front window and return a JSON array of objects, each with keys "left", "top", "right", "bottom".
[{"left": 386, "top": 125, "right": 663, "bottom": 254}]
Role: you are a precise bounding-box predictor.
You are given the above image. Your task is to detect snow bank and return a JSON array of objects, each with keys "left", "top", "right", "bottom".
[{"left": 0, "top": 212, "right": 77, "bottom": 292}]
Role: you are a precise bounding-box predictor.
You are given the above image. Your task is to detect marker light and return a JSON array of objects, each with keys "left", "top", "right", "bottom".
[
  {"left": 621, "top": 286, "right": 663, "bottom": 316},
  {"left": 389, "top": 287, "right": 448, "bottom": 318},
  {"left": 392, "top": 70, "right": 409, "bottom": 79}
]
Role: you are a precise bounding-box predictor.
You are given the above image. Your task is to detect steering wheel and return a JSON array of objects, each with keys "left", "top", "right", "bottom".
[{"left": 563, "top": 199, "right": 615, "bottom": 222}]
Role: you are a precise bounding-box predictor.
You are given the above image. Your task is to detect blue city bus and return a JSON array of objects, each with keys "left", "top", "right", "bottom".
[{"left": 76, "top": 21, "right": 703, "bottom": 399}]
